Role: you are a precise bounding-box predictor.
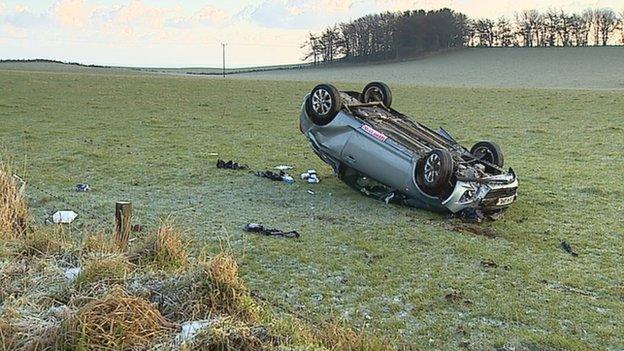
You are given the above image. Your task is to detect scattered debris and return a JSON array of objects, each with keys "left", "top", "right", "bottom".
[
  {"left": 52, "top": 210, "right": 78, "bottom": 224},
  {"left": 274, "top": 165, "right": 293, "bottom": 171},
  {"left": 255, "top": 170, "right": 284, "bottom": 181},
  {"left": 307, "top": 190, "right": 315, "bottom": 195},
  {"left": 459, "top": 208, "right": 484, "bottom": 223},
  {"left": 75, "top": 183, "right": 90, "bottom": 192},
  {"left": 255, "top": 170, "right": 294, "bottom": 184},
  {"left": 207, "top": 152, "right": 219, "bottom": 156},
  {"left": 301, "top": 169, "right": 320, "bottom": 184},
  {"left": 561, "top": 241, "right": 578, "bottom": 257},
  {"left": 243, "top": 223, "right": 300, "bottom": 239},
  {"left": 216, "top": 159, "right": 248, "bottom": 170}
]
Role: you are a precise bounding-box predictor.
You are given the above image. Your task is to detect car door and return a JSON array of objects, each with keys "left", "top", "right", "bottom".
[{"left": 340, "top": 124, "right": 412, "bottom": 189}]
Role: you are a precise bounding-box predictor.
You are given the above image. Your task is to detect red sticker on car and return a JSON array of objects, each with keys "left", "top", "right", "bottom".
[{"left": 361, "top": 124, "right": 388, "bottom": 142}]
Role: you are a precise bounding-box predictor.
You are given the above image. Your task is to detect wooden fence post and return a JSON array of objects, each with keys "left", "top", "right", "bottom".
[{"left": 114, "top": 201, "right": 132, "bottom": 252}]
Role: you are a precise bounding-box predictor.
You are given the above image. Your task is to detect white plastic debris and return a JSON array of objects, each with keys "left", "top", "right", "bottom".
[
  {"left": 64, "top": 267, "right": 82, "bottom": 281},
  {"left": 274, "top": 165, "right": 293, "bottom": 171},
  {"left": 307, "top": 190, "right": 315, "bottom": 195},
  {"left": 52, "top": 211, "right": 78, "bottom": 224},
  {"left": 301, "top": 170, "right": 319, "bottom": 184},
  {"left": 307, "top": 175, "right": 320, "bottom": 184},
  {"left": 176, "top": 320, "right": 213, "bottom": 343},
  {"left": 282, "top": 175, "right": 294, "bottom": 184}
]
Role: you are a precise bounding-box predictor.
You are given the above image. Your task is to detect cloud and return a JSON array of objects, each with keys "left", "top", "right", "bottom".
[
  {"left": 0, "top": 4, "right": 48, "bottom": 27},
  {"left": 51, "top": 0, "right": 95, "bottom": 27},
  {"left": 241, "top": 0, "right": 357, "bottom": 29},
  {"left": 166, "top": 5, "right": 230, "bottom": 28}
]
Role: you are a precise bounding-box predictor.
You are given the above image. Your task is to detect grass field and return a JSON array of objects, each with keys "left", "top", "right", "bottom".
[
  {"left": 0, "top": 66, "right": 623, "bottom": 350},
  {"left": 237, "top": 47, "right": 624, "bottom": 90}
]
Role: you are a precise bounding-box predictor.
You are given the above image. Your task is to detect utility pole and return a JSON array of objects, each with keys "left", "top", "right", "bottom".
[{"left": 221, "top": 42, "right": 227, "bottom": 78}]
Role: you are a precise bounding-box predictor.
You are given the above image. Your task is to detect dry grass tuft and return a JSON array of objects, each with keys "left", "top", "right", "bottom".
[
  {"left": 75, "top": 253, "right": 133, "bottom": 287},
  {"left": 64, "top": 285, "right": 175, "bottom": 350},
  {"left": 82, "top": 231, "right": 119, "bottom": 254},
  {"left": 200, "top": 253, "right": 260, "bottom": 322},
  {"left": 0, "top": 162, "right": 29, "bottom": 239},
  {"left": 131, "top": 223, "right": 188, "bottom": 269},
  {"left": 149, "top": 253, "right": 260, "bottom": 323},
  {"left": 316, "top": 321, "right": 390, "bottom": 351},
  {"left": 0, "top": 318, "right": 19, "bottom": 351},
  {"left": 182, "top": 317, "right": 270, "bottom": 351},
  {"left": 19, "top": 227, "right": 71, "bottom": 257}
]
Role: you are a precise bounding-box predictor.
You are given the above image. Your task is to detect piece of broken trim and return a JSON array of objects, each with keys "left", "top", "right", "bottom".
[
  {"left": 274, "top": 165, "right": 293, "bottom": 171},
  {"left": 243, "top": 223, "right": 300, "bottom": 238}
]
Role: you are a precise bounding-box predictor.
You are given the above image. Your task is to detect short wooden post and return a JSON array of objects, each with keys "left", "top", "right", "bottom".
[{"left": 114, "top": 201, "right": 132, "bottom": 252}]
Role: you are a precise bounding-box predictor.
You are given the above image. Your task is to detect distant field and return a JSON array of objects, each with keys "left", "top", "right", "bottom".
[
  {"left": 0, "top": 68, "right": 623, "bottom": 349},
  {"left": 4, "top": 47, "right": 623, "bottom": 89},
  {"left": 235, "top": 47, "right": 624, "bottom": 89}
]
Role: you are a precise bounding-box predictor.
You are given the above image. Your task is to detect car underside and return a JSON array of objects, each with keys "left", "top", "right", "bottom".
[{"left": 299, "top": 82, "right": 519, "bottom": 221}]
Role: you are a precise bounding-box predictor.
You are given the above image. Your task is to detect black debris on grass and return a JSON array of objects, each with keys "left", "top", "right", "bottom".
[
  {"left": 254, "top": 170, "right": 285, "bottom": 181},
  {"left": 243, "top": 223, "right": 300, "bottom": 239},
  {"left": 216, "top": 159, "right": 248, "bottom": 170},
  {"left": 561, "top": 241, "right": 579, "bottom": 257}
]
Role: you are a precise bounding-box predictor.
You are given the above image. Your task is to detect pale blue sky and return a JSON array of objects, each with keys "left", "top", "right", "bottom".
[{"left": 1, "top": 1, "right": 622, "bottom": 67}]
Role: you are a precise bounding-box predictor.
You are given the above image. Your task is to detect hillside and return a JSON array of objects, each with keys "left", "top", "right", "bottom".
[
  {"left": 235, "top": 47, "right": 624, "bottom": 89},
  {"left": 2, "top": 47, "right": 622, "bottom": 89}
]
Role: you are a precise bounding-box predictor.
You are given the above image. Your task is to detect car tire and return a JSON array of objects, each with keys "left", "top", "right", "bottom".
[
  {"left": 362, "top": 82, "right": 392, "bottom": 107},
  {"left": 306, "top": 84, "right": 342, "bottom": 126},
  {"left": 470, "top": 141, "right": 504, "bottom": 167},
  {"left": 416, "top": 149, "right": 454, "bottom": 196}
]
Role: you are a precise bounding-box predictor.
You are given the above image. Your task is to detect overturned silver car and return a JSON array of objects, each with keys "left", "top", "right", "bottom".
[{"left": 299, "top": 82, "right": 518, "bottom": 219}]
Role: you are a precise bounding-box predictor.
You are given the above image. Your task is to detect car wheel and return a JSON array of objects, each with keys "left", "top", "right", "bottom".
[
  {"left": 416, "top": 149, "right": 454, "bottom": 196},
  {"left": 306, "top": 84, "right": 342, "bottom": 126},
  {"left": 470, "top": 141, "right": 504, "bottom": 167},
  {"left": 362, "top": 82, "right": 392, "bottom": 107}
]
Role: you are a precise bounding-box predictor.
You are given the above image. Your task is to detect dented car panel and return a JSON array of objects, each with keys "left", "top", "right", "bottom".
[{"left": 299, "top": 84, "right": 519, "bottom": 217}]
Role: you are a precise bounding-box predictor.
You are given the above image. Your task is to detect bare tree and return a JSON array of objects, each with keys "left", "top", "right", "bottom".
[
  {"left": 473, "top": 18, "right": 495, "bottom": 46},
  {"left": 556, "top": 10, "right": 572, "bottom": 46},
  {"left": 495, "top": 17, "right": 514, "bottom": 46},
  {"left": 595, "top": 8, "right": 618, "bottom": 45},
  {"left": 620, "top": 10, "right": 624, "bottom": 44},
  {"left": 301, "top": 33, "right": 320, "bottom": 64},
  {"left": 544, "top": 9, "right": 560, "bottom": 46},
  {"left": 516, "top": 10, "right": 541, "bottom": 46},
  {"left": 581, "top": 9, "right": 594, "bottom": 46}
]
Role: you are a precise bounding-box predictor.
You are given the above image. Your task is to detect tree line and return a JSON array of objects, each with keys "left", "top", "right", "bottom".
[{"left": 302, "top": 8, "right": 624, "bottom": 63}]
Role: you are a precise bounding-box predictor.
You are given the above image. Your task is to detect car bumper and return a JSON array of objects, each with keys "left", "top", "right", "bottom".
[{"left": 442, "top": 172, "right": 518, "bottom": 213}]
